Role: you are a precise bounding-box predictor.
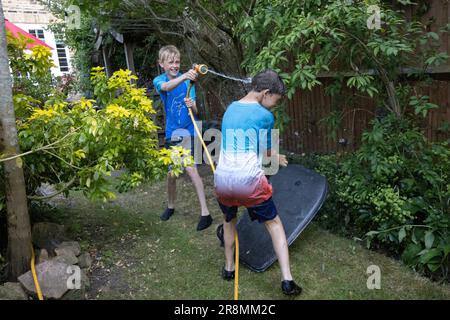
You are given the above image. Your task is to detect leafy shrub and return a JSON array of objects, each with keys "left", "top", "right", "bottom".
[
  {"left": 310, "top": 113, "right": 450, "bottom": 280},
  {"left": 1, "top": 37, "right": 192, "bottom": 216}
]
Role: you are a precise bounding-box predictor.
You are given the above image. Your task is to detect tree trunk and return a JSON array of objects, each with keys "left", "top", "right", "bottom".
[
  {"left": 377, "top": 66, "right": 401, "bottom": 117},
  {"left": 0, "top": 0, "right": 32, "bottom": 280}
]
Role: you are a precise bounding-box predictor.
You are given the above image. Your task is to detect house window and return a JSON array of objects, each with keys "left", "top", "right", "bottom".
[
  {"left": 56, "top": 43, "right": 69, "bottom": 72},
  {"left": 28, "top": 29, "right": 45, "bottom": 41}
]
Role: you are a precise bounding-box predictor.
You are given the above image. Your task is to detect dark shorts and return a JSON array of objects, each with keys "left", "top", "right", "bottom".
[{"left": 218, "top": 197, "right": 278, "bottom": 223}]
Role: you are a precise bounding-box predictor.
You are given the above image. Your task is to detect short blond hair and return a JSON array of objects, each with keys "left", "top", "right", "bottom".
[{"left": 158, "top": 45, "right": 180, "bottom": 64}]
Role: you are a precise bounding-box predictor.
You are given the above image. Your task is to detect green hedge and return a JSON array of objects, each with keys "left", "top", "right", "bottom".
[{"left": 289, "top": 114, "right": 450, "bottom": 281}]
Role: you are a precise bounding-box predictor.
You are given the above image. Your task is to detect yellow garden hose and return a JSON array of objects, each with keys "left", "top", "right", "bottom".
[
  {"left": 187, "top": 106, "right": 216, "bottom": 172},
  {"left": 186, "top": 74, "right": 240, "bottom": 300},
  {"left": 31, "top": 246, "right": 44, "bottom": 300},
  {"left": 233, "top": 228, "right": 239, "bottom": 300}
]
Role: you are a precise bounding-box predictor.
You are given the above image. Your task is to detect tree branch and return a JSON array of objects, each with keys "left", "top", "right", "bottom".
[
  {"left": 0, "top": 129, "right": 79, "bottom": 163},
  {"left": 191, "top": 0, "right": 233, "bottom": 37},
  {"left": 42, "top": 150, "right": 81, "bottom": 170},
  {"left": 247, "top": 0, "right": 257, "bottom": 17},
  {"left": 335, "top": 28, "right": 401, "bottom": 116}
]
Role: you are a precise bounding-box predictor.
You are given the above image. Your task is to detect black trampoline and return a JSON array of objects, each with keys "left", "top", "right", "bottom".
[{"left": 217, "top": 164, "right": 328, "bottom": 272}]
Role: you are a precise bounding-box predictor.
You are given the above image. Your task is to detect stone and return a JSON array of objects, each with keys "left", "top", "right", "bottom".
[
  {"left": 53, "top": 250, "right": 78, "bottom": 265},
  {"left": 80, "top": 269, "right": 90, "bottom": 290},
  {"left": 18, "top": 260, "right": 71, "bottom": 299},
  {"left": 37, "top": 248, "right": 49, "bottom": 264},
  {"left": 32, "top": 222, "right": 66, "bottom": 252},
  {"left": 0, "top": 282, "right": 28, "bottom": 300},
  {"left": 77, "top": 252, "right": 92, "bottom": 269},
  {"left": 61, "top": 288, "right": 87, "bottom": 300},
  {"left": 35, "top": 183, "right": 56, "bottom": 197},
  {"left": 61, "top": 268, "right": 90, "bottom": 300},
  {"left": 55, "top": 241, "right": 81, "bottom": 257}
]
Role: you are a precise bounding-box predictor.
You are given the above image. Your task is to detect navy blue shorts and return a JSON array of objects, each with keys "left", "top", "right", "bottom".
[{"left": 218, "top": 197, "right": 278, "bottom": 223}]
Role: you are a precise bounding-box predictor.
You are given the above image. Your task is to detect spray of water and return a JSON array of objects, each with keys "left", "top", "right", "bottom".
[{"left": 206, "top": 69, "right": 252, "bottom": 84}]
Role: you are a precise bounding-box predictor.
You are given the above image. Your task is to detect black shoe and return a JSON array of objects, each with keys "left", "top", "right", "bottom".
[
  {"left": 197, "top": 215, "right": 212, "bottom": 231},
  {"left": 222, "top": 267, "right": 235, "bottom": 281},
  {"left": 216, "top": 224, "right": 224, "bottom": 247},
  {"left": 160, "top": 208, "right": 174, "bottom": 221},
  {"left": 281, "top": 280, "right": 302, "bottom": 296}
]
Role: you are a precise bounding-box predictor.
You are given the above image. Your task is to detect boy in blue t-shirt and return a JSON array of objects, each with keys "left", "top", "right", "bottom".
[
  {"left": 153, "top": 45, "right": 212, "bottom": 231},
  {"left": 214, "top": 70, "right": 302, "bottom": 296}
]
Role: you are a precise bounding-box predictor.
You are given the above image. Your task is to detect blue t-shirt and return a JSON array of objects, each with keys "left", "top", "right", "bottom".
[
  {"left": 221, "top": 101, "right": 274, "bottom": 154},
  {"left": 153, "top": 72, "right": 197, "bottom": 139}
]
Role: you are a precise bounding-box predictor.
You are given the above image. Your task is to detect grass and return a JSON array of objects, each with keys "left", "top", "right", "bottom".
[{"left": 41, "top": 165, "right": 450, "bottom": 300}]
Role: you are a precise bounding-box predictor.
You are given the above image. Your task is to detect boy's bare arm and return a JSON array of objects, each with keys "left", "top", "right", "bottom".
[{"left": 160, "top": 69, "right": 197, "bottom": 92}]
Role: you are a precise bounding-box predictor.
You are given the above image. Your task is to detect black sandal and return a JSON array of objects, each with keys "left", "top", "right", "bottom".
[
  {"left": 281, "top": 280, "right": 302, "bottom": 296},
  {"left": 222, "top": 267, "right": 235, "bottom": 281}
]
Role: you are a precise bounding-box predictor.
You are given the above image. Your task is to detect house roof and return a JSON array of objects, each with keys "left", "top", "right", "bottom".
[{"left": 5, "top": 19, "right": 53, "bottom": 50}]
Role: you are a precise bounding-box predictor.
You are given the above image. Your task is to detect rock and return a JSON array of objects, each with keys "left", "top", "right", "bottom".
[
  {"left": 0, "top": 282, "right": 28, "bottom": 300},
  {"left": 53, "top": 250, "right": 78, "bottom": 265},
  {"left": 55, "top": 241, "right": 81, "bottom": 257},
  {"left": 77, "top": 252, "right": 92, "bottom": 269},
  {"left": 61, "top": 288, "right": 87, "bottom": 300},
  {"left": 35, "top": 183, "right": 56, "bottom": 197},
  {"left": 80, "top": 269, "right": 90, "bottom": 290},
  {"left": 61, "top": 268, "right": 90, "bottom": 300},
  {"left": 37, "top": 249, "right": 49, "bottom": 264},
  {"left": 18, "top": 260, "right": 71, "bottom": 299},
  {"left": 32, "top": 222, "right": 66, "bottom": 252}
]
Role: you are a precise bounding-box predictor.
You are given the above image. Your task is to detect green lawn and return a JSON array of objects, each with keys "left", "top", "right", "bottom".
[{"left": 42, "top": 166, "right": 450, "bottom": 300}]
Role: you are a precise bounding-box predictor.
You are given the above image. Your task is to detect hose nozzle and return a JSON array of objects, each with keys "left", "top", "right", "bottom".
[{"left": 192, "top": 63, "right": 208, "bottom": 75}]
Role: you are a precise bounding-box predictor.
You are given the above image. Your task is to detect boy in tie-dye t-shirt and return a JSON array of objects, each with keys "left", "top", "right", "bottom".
[{"left": 214, "top": 69, "right": 302, "bottom": 296}]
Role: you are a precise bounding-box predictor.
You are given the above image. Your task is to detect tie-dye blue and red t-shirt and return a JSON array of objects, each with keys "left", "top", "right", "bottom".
[{"left": 214, "top": 101, "right": 274, "bottom": 207}]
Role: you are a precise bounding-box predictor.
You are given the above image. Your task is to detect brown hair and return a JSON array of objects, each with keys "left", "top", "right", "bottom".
[{"left": 251, "top": 69, "right": 285, "bottom": 95}]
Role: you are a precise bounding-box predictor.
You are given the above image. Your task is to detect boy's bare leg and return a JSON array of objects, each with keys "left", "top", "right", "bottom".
[
  {"left": 167, "top": 172, "right": 177, "bottom": 209},
  {"left": 160, "top": 172, "right": 177, "bottom": 221},
  {"left": 264, "top": 216, "right": 293, "bottom": 281},
  {"left": 223, "top": 218, "right": 237, "bottom": 271},
  {"left": 185, "top": 166, "right": 210, "bottom": 216}
]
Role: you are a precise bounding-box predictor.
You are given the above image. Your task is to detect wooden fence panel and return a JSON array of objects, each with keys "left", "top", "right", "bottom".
[
  {"left": 204, "top": 1, "right": 450, "bottom": 155},
  {"left": 281, "top": 80, "right": 450, "bottom": 154}
]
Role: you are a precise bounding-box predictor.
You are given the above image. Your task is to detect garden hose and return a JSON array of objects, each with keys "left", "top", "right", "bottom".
[
  {"left": 31, "top": 246, "right": 43, "bottom": 300},
  {"left": 186, "top": 66, "right": 240, "bottom": 300}
]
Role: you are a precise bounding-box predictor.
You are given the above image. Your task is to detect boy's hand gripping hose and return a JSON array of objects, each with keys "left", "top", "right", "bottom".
[{"left": 187, "top": 64, "right": 240, "bottom": 300}]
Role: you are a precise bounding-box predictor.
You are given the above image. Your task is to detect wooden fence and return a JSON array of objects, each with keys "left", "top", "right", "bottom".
[
  {"left": 281, "top": 1, "right": 450, "bottom": 154},
  {"left": 200, "top": 1, "right": 450, "bottom": 154},
  {"left": 281, "top": 79, "right": 450, "bottom": 154}
]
